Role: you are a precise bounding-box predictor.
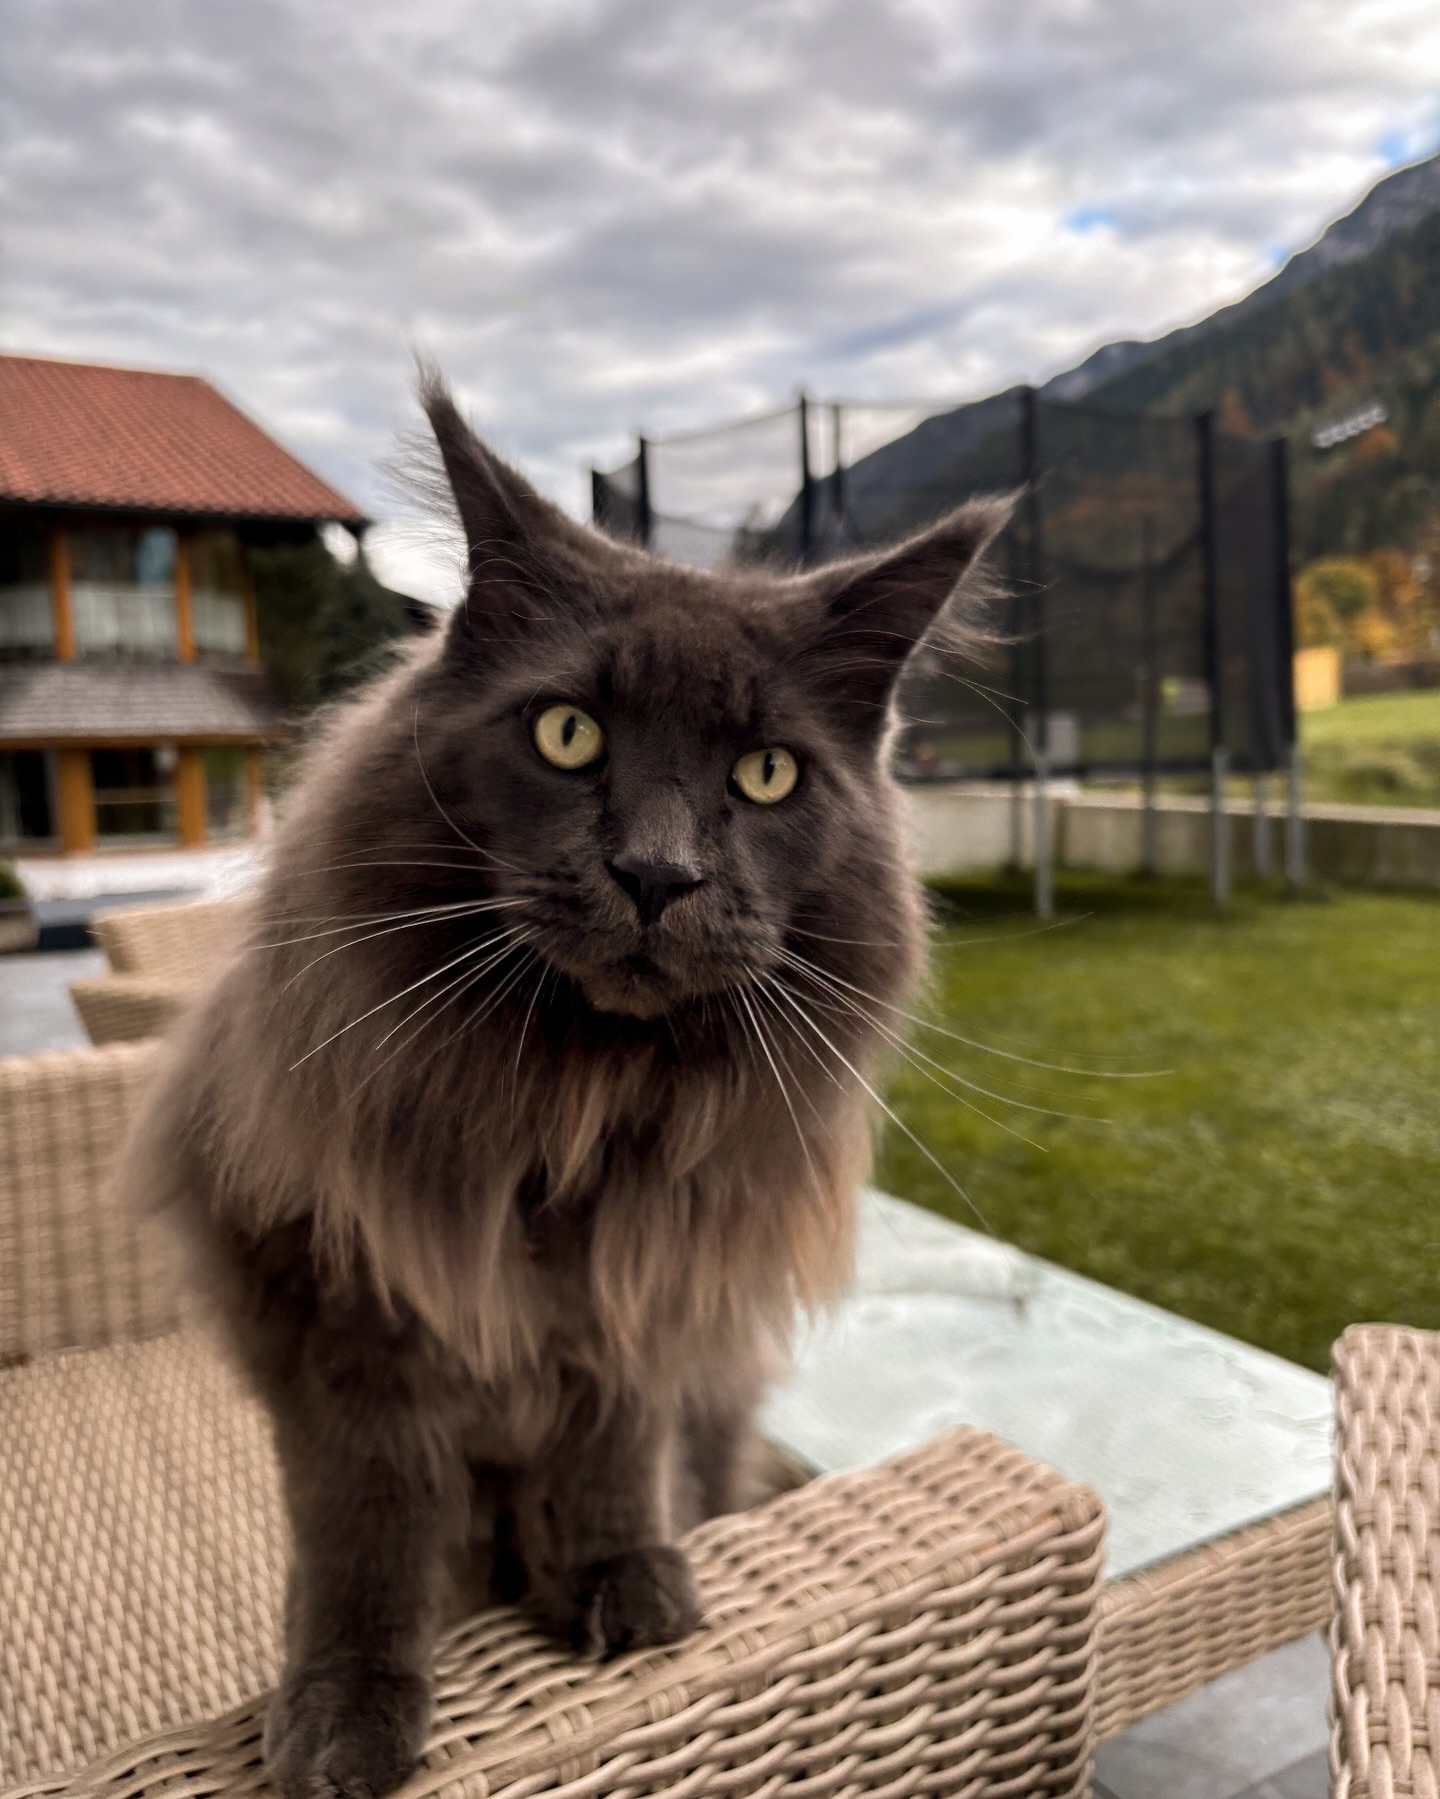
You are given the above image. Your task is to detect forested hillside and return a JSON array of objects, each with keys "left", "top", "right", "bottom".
[
  {"left": 1087, "top": 205, "right": 1440, "bottom": 562},
  {"left": 833, "top": 155, "right": 1440, "bottom": 572}
]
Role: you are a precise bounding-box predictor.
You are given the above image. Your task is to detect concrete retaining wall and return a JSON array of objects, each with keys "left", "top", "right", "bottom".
[{"left": 906, "top": 784, "right": 1440, "bottom": 890}]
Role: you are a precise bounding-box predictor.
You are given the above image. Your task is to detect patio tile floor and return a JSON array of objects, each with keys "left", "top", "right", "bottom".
[
  {"left": 1094, "top": 1633, "right": 1328, "bottom": 1799},
  {"left": 0, "top": 947, "right": 105, "bottom": 1057}
]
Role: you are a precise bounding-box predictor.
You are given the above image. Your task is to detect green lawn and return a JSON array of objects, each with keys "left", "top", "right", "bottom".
[
  {"left": 874, "top": 873, "right": 1440, "bottom": 1371},
  {"left": 1301, "top": 688, "right": 1440, "bottom": 808},
  {"left": 1303, "top": 687, "right": 1440, "bottom": 748}
]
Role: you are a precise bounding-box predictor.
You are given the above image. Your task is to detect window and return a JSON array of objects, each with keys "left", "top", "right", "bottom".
[
  {"left": 0, "top": 523, "right": 54, "bottom": 660},
  {"left": 203, "top": 746, "right": 249, "bottom": 840},
  {"left": 0, "top": 751, "right": 55, "bottom": 844},
  {"left": 91, "top": 746, "right": 177, "bottom": 841},
  {"left": 69, "top": 527, "right": 178, "bottom": 659},
  {"left": 189, "top": 530, "right": 249, "bottom": 660}
]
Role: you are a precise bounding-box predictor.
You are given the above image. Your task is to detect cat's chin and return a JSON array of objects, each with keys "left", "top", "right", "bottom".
[{"left": 577, "top": 965, "right": 677, "bottom": 1021}]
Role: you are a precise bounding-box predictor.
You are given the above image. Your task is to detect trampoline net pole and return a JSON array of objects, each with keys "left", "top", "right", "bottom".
[
  {"left": 1034, "top": 754, "right": 1053, "bottom": 921},
  {"left": 1253, "top": 772, "right": 1272, "bottom": 881},
  {"left": 1211, "top": 747, "right": 1231, "bottom": 907},
  {"left": 1286, "top": 745, "right": 1307, "bottom": 888},
  {"left": 1140, "top": 513, "right": 1158, "bottom": 876}
]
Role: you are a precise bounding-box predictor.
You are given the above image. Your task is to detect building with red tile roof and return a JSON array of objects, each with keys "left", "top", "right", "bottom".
[
  {"left": 0, "top": 353, "right": 366, "bottom": 855},
  {"left": 0, "top": 355, "right": 366, "bottom": 523}
]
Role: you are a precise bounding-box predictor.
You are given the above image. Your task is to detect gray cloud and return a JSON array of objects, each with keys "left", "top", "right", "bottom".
[{"left": 3, "top": 0, "right": 1437, "bottom": 598}]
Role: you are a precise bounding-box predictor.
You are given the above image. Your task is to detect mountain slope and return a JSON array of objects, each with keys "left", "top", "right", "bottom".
[
  {"left": 1084, "top": 204, "right": 1440, "bottom": 557},
  {"left": 835, "top": 152, "right": 1440, "bottom": 561},
  {"left": 1045, "top": 150, "right": 1440, "bottom": 403}
]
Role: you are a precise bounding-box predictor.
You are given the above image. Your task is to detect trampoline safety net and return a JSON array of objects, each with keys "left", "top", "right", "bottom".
[{"left": 593, "top": 389, "right": 1295, "bottom": 780}]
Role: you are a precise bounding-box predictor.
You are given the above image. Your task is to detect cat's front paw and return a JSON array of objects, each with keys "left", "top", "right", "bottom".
[
  {"left": 263, "top": 1665, "right": 432, "bottom": 1799},
  {"left": 557, "top": 1544, "right": 702, "bottom": 1656}
]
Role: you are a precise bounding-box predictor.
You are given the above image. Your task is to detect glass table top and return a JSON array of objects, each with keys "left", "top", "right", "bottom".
[{"left": 763, "top": 1190, "right": 1331, "bottom": 1580}]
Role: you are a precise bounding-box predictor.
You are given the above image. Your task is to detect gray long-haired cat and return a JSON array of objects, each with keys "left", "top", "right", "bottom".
[{"left": 119, "top": 377, "right": 1006, "bottom": 1799}]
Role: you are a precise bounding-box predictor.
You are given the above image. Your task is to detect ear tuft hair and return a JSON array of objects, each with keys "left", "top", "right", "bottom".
[
  {"left": 416, "top": 366, "right": 605, "bottom": 659},
  {"left": 418, "top": 368, "right": 533, "bottom": 566},
  {"left": 794, "top": 494, "right": 1014, "bottom": 731}
]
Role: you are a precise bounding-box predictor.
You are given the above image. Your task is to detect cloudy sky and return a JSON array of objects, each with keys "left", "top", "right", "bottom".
[{"left": 4, "top": 0, "right": 1439, "bottom": 598}]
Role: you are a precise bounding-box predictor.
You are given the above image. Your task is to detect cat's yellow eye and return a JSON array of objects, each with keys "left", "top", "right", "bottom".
[
  {"left": 732, "top": 747, "right": 798, "bottom": 805},
  {"left": 534, "top": 704, "right": 604, "bottom": 770}
]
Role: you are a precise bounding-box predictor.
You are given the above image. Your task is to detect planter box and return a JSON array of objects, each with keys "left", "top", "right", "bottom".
[{"left": 0, "top": 897, "right": 37, "bottom": 954}]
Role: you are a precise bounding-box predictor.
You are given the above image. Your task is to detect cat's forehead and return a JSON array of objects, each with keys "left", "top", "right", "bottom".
[{"left": 588, "top": 577, "right": 796, "bottom": 721}]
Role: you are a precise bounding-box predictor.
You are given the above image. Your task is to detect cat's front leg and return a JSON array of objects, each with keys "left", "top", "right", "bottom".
[
  {"left": 262, "top": 1389, "right": 465, "bottom": 1799},
  {"left": 517, "top": 1377, "right": 702, "bottom": 1656}
]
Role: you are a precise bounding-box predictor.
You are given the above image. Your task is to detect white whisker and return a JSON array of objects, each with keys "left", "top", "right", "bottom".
[
  {"left": 364, "top": 933, "right": 533, "bottom": 1061},
  {"left": 413, "top": 704, "right": 494, "bottom": 860},
  {"left": 289, "top": 924, "right": 530, "bottom": 1069},
  {"left": 343, "top": 940, "right": 536, "bottom": 1098},
  {"left": 734, "top": 984, "right": 826, "bottom": 1204},
  {"left": 278, "top": 905, "right": 524, "bottom": 990},
  {"left": 774, "top": 948, "right": 1104, "bottom": 1123},
  {"left": 258, "top": 897, "right": 522, "bottom": 957},
  {"left": 512, "top": 961, "right": 552, "bottom": 1089},
  {"left": 776, "top": 944, "right": 1159, "bottom": 1079},
  {"left": 777, "top": 969, "right": 1054, "bottom": 1149},
  {"left": 762, "top": 973, "right": 996, "bottom": 1238}
]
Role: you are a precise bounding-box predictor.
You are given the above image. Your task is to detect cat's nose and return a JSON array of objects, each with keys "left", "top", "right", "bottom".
[{"left": 607, "top": 852, "right": 704, "bottom": 926}]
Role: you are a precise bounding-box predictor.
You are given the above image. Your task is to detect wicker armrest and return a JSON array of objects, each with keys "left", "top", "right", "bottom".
[
  {"left": 1330, "top": 1323, "right": 1440, "bottom": 1799},
  {"left": 69, "top": 975, "right": 195, "bottom": 1045},
  {"left": 0, "top": 1042, "right": 174, "bottom": 1363},
  {"left": 0, "top": 1329, "right": 1106, "bottom": 1799},
  {"left": 93, "top": 899, "right": 244, "bottom": 980}
]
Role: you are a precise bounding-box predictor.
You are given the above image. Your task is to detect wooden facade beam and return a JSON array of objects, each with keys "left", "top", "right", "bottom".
[
  {"left": 245, "top": 746, "right": 265, "bottom": 835},
  {"left": 55, "top": 749, "right": 94, "bottom": 852},
  {"left": 174, "top": 537, "right": 195, "bottom": 662},
  {"left": 176, "top": 747, "right": 207, "bottom": 847},
  {"left": 242, "top": 552, "right": 260, "bottom": 663},
  {"left": 49, "top": 530, "right": 74, "bottom": 660}
]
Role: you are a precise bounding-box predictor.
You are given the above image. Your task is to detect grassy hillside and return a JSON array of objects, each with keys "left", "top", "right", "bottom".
[{"left": 1301, "top": 689, "right": 1440, "bottom": 808}]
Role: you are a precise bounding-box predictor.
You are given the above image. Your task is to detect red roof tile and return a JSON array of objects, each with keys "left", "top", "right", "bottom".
[{"left": 0, "top": 354, "right": 366, "bottom": 524}]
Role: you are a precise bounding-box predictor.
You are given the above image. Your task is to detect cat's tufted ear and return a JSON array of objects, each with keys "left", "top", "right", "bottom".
[
  {"left": 420, "top": 371, "right": 592, "bottom": 658},
  {"left": 792, "top": 496, "right": 1013, "bottom": 736}
]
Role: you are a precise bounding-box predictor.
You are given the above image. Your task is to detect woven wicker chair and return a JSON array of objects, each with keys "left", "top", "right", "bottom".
[
  {"left": 0, "top": 1044, "right": 1108, "bottom": 1799},
  {"left": 67, "top": 974, "right": 198, "bottom": 1046},
  {"left": 69, "top": 899, "right": 245, "bottom": 1045},
  {"left": 91, "top": 898, "right": 245, "bottom": 980},
  {"left": 1330, "top": 1323, "right": 1440, "bottom": 1799}
]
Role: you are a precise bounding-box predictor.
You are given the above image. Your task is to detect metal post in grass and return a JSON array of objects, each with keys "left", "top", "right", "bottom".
[
  {"left": 636, "top": 436, "right": 653, "bottom": 550},
  {"left": 1006, "top": 487, "right": 1027, "bottom": 874},
  {"left": 1211, "top": 747, "right": 1232, "bottom": 905},
  {"left": 1034, "top": 752, "right": 1054, "bottom": 921},
  {"left": 798, "top": 392, "right": 814, "bottom": 567},
  {"left": 1140, "top": 514, "right": 1158, "bottom": 875},
  {"left": 1269, "top": 433, "right": 1305, "bottom": 893},
  {"left": 1197, "top": 410, "right": 1229, "bottom": 909},
  {"left": 1286, "top": 744, "right": 1307, "bottom": 887},
  {"left": 1253, "top": 773, "right": 1272, "bottom": 880},
  {"left": 1021, "top": 386, "right": 1051, "bottom": 919}
]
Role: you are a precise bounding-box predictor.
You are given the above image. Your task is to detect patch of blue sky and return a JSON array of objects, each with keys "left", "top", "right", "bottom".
[
  {"left": 1377, "top": 116, "right": 1440, "bottom": 167},
  {"left": 1063, "top": 205, "right": 1118, "bottom": 235}
]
